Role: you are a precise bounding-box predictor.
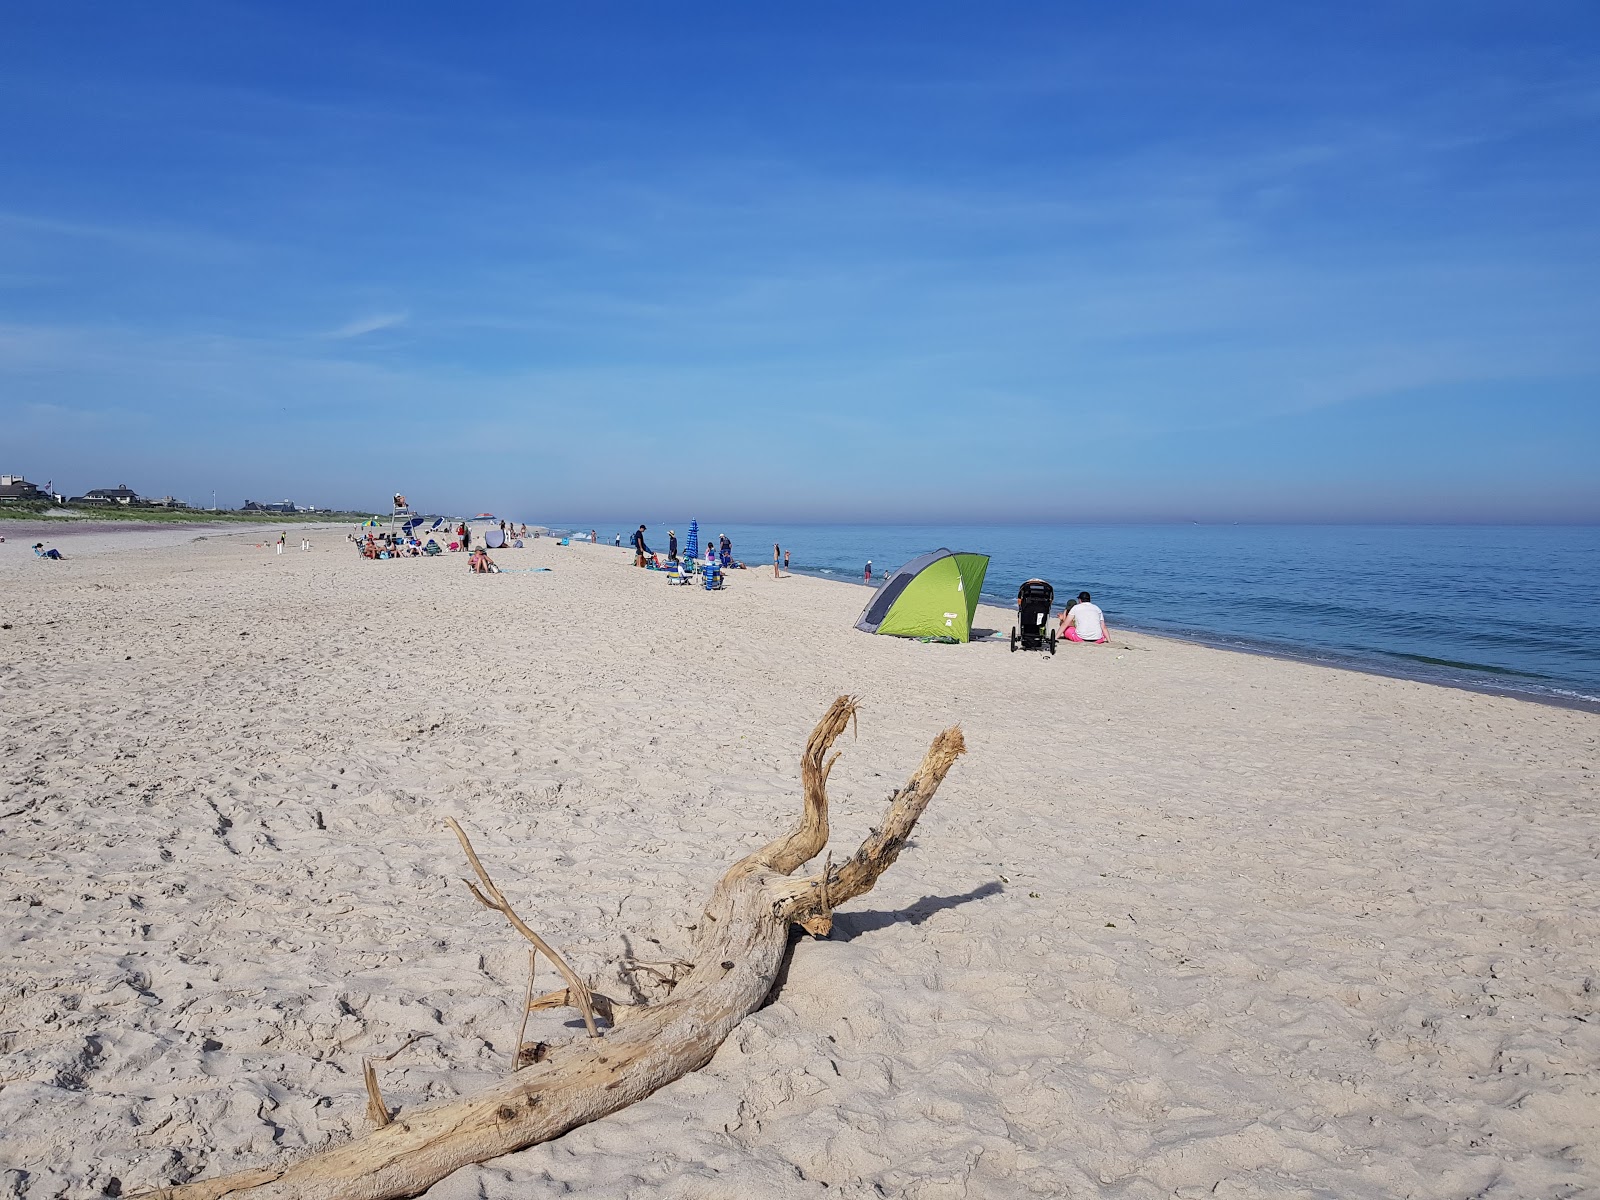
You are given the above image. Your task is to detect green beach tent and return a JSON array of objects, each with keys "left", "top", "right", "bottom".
[{"left": 854, "top": 549, "right": 990, "bottom": 643}]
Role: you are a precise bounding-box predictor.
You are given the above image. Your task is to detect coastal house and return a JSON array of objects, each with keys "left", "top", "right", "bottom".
[
  {"left": 147, "top": 496, "right": 188, "bottom": 509},
  {"left": 69, "top": 484, "right": 143, "bottom": 506},
  {"left": 0, "top": 474, "right": 49, "bottom": 503},
  {"left": 241, "top": 499, "right": 299, "bottom": 514}
]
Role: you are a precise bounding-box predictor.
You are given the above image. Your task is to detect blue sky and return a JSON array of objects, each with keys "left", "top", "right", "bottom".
[{"left": 2, "top": 2, "right": 1597, "bottom": 521}]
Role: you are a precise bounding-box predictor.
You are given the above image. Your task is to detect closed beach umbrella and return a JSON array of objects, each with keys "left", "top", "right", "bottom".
[{"left": 685, "top": 520, "right": 699, "bottom": 561}]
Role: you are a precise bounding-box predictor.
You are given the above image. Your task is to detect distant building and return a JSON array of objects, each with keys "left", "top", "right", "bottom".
[
  {"left": 69, "top": 484, "right": 142, "bottom": 506},
  {"left": 0, "top": 474, "right": 49, "bottom": 502},
  {"left": 241, "top": 499, "right": 299, "bottom": 514},
  {"left": 147, "top": 496, "right": 188, "bottom": 509}
]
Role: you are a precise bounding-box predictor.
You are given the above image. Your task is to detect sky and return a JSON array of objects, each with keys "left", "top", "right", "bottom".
[{"left": 2, "top": 2, "right": 1598, "bottom": 522}]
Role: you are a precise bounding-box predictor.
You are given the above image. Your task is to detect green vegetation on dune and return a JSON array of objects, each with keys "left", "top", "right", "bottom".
[{"left": 0, "top": 502, "right": 377, "bottom": 524}]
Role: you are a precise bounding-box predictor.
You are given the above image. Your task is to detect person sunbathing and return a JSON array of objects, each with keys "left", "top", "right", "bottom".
[
  {"left": 469, "top": 547, "right": 499, "bottom": 573},
  {"left": 32, "top": 543, "right": 64, "bottom": 560}
]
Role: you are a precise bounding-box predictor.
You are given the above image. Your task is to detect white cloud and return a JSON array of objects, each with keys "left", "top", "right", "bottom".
[{"left": 323, "top": 311, "right": 409, "bottom": 339}]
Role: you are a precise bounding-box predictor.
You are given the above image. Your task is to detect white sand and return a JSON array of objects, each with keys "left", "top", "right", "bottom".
[{"left": 1, "top": 529, "right": 1596, "bottom": 1199}]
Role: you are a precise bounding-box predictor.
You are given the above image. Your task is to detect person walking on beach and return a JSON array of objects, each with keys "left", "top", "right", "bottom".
[
  {"left": 864, "top": 559, "right": 872, "bottom": 583},
  {"left": 276, "top": 531, "right": 285, "bottom": 555},
  {"left": 774, "top": 543, "right": 781, "bottom": 579},
  {"left": 1060, "top": 591, "right": 1109, "bottom": 643},
  {"left": 632, "top": 524, "right": 651, "bottom": 567}
]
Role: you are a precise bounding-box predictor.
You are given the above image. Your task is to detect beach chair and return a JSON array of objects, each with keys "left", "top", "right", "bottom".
[
  {"left": 702, "top": 564, "right": 725, "bottom": 591},
  {"left": 666, "top": 559, "right": 693, "bottom": 586}
]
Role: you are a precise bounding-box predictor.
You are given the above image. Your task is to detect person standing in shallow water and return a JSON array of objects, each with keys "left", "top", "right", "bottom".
[
  {"left": 783, "top": 549, "right": 790, "bottom": 571},
  {"left": 864, "top": 559, "right": 872, "bottom": 583}
]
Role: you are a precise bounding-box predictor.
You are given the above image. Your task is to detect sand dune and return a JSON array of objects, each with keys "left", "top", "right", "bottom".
[{"left": 1, "top": 529, "right": 1596, "bottom": 1198}]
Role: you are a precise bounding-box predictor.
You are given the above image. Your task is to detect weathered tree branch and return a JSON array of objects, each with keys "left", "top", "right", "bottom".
[
  {"left": 444, "top": 817, "right": 599, "bottom": 1037},
  {"left": 143, "top": 697, "right": 964, "bottom": 1200}
]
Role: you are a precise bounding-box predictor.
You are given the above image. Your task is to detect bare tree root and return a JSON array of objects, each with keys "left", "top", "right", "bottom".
[{"left": 144, "top": 697, "right": 964, "bottom": 1200}]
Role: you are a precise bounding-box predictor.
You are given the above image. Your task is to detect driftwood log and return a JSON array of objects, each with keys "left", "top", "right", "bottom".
[{"left": 148, "top": 697, "right": 965, "bottom": 1200}]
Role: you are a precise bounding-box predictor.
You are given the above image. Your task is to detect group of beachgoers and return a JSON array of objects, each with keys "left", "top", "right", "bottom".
[
  {"left": 616, "top": 531, "right": 1107, "bottom": 642},
  {"left": 629, "top": 525, "right": 753, "bottom": 574},
  {"left": 352, "top": 519, "right": 531, "bottom": 571},
  {"left": 355, "top": 530, "right": 434, "bottom": 560}
]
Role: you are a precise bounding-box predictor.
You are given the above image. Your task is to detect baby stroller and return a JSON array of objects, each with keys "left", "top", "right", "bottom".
[{"left": 1011, "top": 578, "right": 1056, "bottom": 654}]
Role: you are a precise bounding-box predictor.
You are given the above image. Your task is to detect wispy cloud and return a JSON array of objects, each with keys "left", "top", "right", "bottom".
[
  {"left": 323, "top": 311, "right": 409, "bottom": 339},
  {"left": 0, "top": 208, "right": 250, "bottom": 261}
]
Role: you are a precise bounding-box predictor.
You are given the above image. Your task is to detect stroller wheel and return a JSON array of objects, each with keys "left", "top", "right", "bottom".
[
  {"left": 1009, "top": 628, "right": 1017, "bottom": 653},
  {"left": 1049, "top": 629, "right": 1057, "bottom": 655}
]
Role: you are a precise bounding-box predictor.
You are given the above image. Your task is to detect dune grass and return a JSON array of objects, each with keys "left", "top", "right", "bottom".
[{"left": 0, "top": 502, "right": 376, "bottom": 524}]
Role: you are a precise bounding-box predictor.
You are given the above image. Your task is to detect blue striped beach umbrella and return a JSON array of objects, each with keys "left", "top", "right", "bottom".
[{"left": 685, "top": 520, "right": 699, "bottom": 561}]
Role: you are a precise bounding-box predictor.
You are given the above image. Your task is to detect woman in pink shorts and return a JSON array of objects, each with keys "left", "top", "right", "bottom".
[{"left": 1060, "top": 591, "right": 1109, "bottom": 643}]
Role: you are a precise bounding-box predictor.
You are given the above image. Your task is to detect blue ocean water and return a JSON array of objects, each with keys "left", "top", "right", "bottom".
[{"left": 566, "top": 523, "right": 1600, "bottom": 707}]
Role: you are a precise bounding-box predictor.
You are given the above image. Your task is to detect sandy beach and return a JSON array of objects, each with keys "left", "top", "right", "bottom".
[{"left": 1, "top": 528, "right": 1596, "bottom": 1199}]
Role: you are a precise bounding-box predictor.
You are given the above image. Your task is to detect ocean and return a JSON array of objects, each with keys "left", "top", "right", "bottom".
[{"left": 560, "top": 522, "right": 1600, "bottom": 708}]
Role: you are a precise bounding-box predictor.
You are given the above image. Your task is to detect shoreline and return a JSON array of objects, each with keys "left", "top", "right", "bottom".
[
  {"left": 779, "top": 559, "right": 1600, "bottom": 714},
  {"left": 2, "top": 528, "right": 1596, "bottom": 1197},
  {"left": 12, "top": 522, "right": 1596, "bottom": 711}
]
